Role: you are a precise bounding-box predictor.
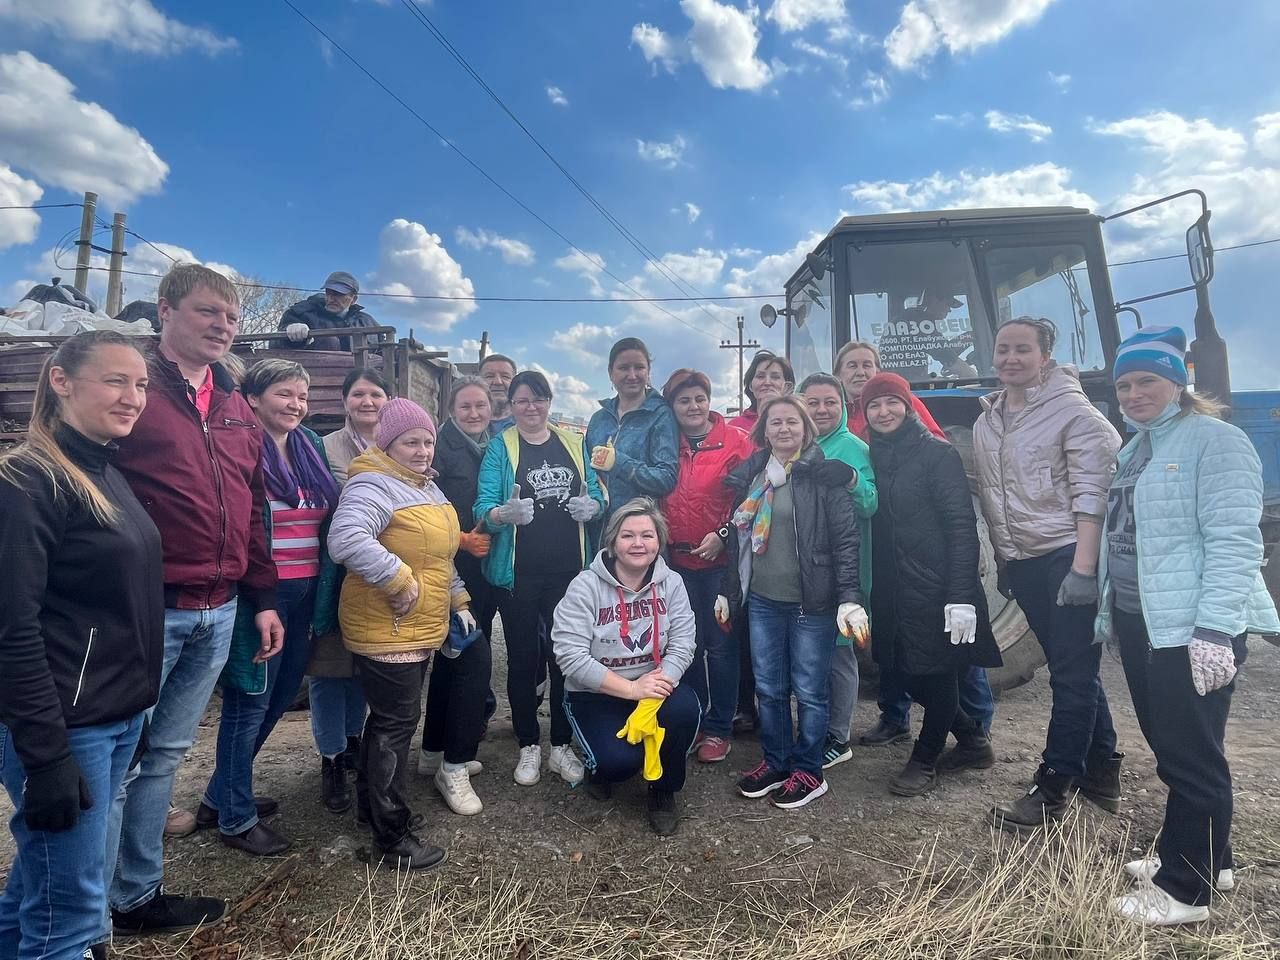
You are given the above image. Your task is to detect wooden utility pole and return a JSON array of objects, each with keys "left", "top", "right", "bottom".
[
  {"left": 719, "top": 315, "right": 761, "bottom": 414},
  {"left": 73, "top": 191, "right": 98, "bottom": 294},
  {"left": 105, "top": 212, "right": 127, "bottom": 317},
  {"left": 478, "top": 330, "right": 490, "bottom": 361}
]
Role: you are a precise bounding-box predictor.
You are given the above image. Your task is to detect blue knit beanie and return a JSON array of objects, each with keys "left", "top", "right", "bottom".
[{"left": 1113, "top": 326, "right": 1188, "bottom": 386}]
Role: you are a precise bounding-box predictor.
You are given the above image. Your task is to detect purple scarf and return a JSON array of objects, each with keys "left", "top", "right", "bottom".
[{"left": 261, "top": 429, "right": 339, "bottom": 509}]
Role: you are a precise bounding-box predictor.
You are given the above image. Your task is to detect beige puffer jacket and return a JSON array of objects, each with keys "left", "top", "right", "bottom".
[{"left": 974, "top": 364, "right": 1121, "bottom": 561}]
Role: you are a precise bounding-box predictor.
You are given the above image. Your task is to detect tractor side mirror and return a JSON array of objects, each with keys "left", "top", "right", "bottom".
[{"left": 1187, "top": 216, "right": 1214, "bottom": 286}]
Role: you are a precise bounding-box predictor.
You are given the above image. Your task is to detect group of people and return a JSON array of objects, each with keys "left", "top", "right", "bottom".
[{"left": 0, "top": 263, "right": 1275, "bottom": 958}]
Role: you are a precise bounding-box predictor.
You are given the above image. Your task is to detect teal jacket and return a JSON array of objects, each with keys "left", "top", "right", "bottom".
[
  {"left": 220, "top": 426, "right": 341, "bottom": 694},
  {"left": 473, "top": 425, "right": 606, "bottom": 591},
  {"left": 815, "top": 405, "right": 878, "bottom": 601},
  {"left": 585, "top": 389, "right": 679, "bottom": 520},
  {"left": 1094, "top": 410, "right": 1280, "bottom": 649}
]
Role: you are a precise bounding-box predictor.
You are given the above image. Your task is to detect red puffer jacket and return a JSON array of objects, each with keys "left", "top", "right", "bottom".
[
  {"left": 663, "top": 413, "right": 755, "bottom": 571},
  {"left": 115, "top": 351, "right": 277, "bottom": 612}
]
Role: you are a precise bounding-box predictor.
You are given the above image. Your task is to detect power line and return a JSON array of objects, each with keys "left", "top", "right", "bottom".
[
  {"left": 277, "top": 0, "right": 721, "bottom": 341},
  {"left": 390, "top": 0, "right": 733, "bottom": 331},
  {"left": 1109, "top": 236, "right": 1280, "bottom": 267},
  {"left": 0, "top": 203, "right": 85, "bottom": 211}
]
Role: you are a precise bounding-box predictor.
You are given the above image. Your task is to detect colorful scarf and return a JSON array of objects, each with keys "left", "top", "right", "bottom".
[
  {"left": 733, "top": 456, "right": 793, "bottom": 555},
  {"left": 261, "top": 430, "right": 340, "bottom": 509}
]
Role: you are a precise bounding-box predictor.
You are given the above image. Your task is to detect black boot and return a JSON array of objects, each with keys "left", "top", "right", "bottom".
[
  {"left": 1076, "top": 751, "right": 1124, "bottom": 814},
  {"left": 343, "top": 735, "right": 361, "bottom": 774},
  {"left": 372, "top": 832, "right": 447, "bottom": 872},
  {"left": 936, "top": 730, "right": 996, "bottom": 772},
  {"left": 992, "top": 764, "right": 1075, "bottom": 832},
  {"left": 584, "top": 771, "right": 612, "bottom": 802},
  {"left": 321, "top": 755, "right": 352, "bottom": 814},
  {"left": 889, "top": 756, "right": 939, "bottom": 796},
  {"left": 646, "top": 788, "right": 679, "bottom": 836}
]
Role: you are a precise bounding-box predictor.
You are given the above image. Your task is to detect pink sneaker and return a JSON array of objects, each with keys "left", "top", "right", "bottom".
[{"left": 697, "top": 735, "right": 731, "bottom": 763}]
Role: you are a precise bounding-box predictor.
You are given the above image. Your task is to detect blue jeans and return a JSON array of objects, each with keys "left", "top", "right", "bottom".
[
  {"left": 0, "top": 714, "right": 143, "bottom": 960},
  {"left": 879, "top": 665, "right": 994, "bottom": 734},
  {"left": 203, "top": 579, "right": 315, "bottom": 833},
  {"left": 309, "top": 678, "right": 367, "bottom": 758},
  {"left": 747, "top": 593, "right": 835, "bottom": 777},
  {"left": 106, "top": 599, "right": 237, "bottom": 919},
  {"left": 672, "top": 564, "right": 738, "bottom": 738}
]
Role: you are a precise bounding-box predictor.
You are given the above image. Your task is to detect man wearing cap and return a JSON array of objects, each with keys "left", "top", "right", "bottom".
[{"left": 278, "top": 271, "right": 377, "bottom": 352}]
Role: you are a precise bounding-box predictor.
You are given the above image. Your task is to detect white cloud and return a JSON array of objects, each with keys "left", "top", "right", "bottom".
[
  {"left": 933, "top": 112, "right": 973, "bottom": 125},
  {"left": 637, "top": 135, "right": 688, "bottom": 168},
  {"left": 0, "top": 0, "right": 236, "bottom": 56},
  {"left": 553, "top": 248, "right": 608, "bottom": 296},
  {"left": 1255, "top": 112, "right": 1280, "bottom": 162},
  {"left": 1048, "top": 70, "right": 1071, "bottom": 90},
  {"left": 683, "top": 0, "right": 774, "bottom": 91},
  {"left": 846, "top": 162, "right": 1095, "bottom": 212},
  {"left": 0, "top": 164, "right": 42, "bottom": 251},
  {"left": 850, "top": 71, "right": 890, "bottom": 109},
  {"left": 454, "top": 227, "right": 535, "bottom": 265},
  {"left": 986, "top": 109, "right": 1052, "bottom": 142},
  {"left": 684, "top": 201, "right": 702, "bottom": 223},
  {"left": 1090, "top": 111, "right": 1247, "bottom": 173},
  {"left": 531, "top": 362, "right": 599, "bottom": 417},
  {"left": 369, "top": 219, "right": 477, "bottom": 332},
  {"left": 792, "top": 38, "right": 848, "bottom": 71},
  {"left": 766, "top": 0, "right": 846, "bottom": 32},
  {"left": 725, "top": 231, "right": 826, "bottom": 296},
  {"left": 0, "top": 51, "right": 169, "bottom": 205},
  {"left": 647, "top": 248, "right": 726, "bottom": 288},
  {"left": 631, "top": 22, "right": 682, "bottom": 72},
  {"left": 886, "top": 0, "right": 1057, "bottom": 71},
  {"left": 550, "top": 321, "right": 619, "bottom": 366},
  {"left": 545, "top": 85, "right": 569, "bottom": 107}
]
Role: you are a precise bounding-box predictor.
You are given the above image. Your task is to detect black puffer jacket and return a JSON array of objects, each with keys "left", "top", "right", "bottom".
[
  {"left": 277, "top": 293, "right": 377, "bottom": 352},
  {"left": 432, "top": 418, "right": 497, "bottom": 607},
  {"left": 720, "top": 444, "right": 861, "bottom": 614},
  {"left": 868, "top": 416, "right": 1001, "bottom": 675}
]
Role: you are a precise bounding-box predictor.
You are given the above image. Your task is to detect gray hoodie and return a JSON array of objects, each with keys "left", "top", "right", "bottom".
[{"left": 552, "top": 552, "right": 696, "bottom": 694}]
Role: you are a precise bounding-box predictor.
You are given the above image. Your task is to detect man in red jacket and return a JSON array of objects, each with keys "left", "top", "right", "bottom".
[{"left": 104, "top": 265, "right": 284, "bottom": 936}]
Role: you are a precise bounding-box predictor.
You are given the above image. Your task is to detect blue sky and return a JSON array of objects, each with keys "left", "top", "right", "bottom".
[{"left": 2, "top": 0, "right": 1278, "bottom": 414}]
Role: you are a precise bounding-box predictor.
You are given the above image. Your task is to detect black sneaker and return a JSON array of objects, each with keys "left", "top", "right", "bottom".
[
  {"left": 86, "top": 944, "right": 108, "bottom": 960},
  {"left": 646, "top": 789, "right": 679, "bottom": 836},
  {"left": 822, "top": 736, "right": 853, "bottom": 769},
  {"left": 195, "top": 796, "right": 279, "bottom": 830},
  {"left": 372, "top": 833, "right": 447, "bottom": 872},
  {"left": 858, "top": 720, "right": 912, "bottom": 746},
  {"left": 112, "top": 892, "right": 226, "bottom": 935},
  {"left": 771, "top": 771, "right": 829, "bottom": 809},
  {"left": 737, "top": 760, "right": 789, "bottom": 798}
]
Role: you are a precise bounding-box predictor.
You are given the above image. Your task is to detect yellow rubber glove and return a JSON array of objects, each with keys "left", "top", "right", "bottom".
[{"left": 616, "top": 697, "right": 666, "bottom": 781}]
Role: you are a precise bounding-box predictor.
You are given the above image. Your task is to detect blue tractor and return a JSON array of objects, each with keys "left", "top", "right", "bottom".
[{"left": 768, "top": 191, "right": 1280, "bottom": 689}]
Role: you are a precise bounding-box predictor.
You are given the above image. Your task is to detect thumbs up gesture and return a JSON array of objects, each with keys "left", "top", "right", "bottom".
[
  {"left": 591, "top": 438, "right": 616, "bottom": 473},
  {"left": 494, "top": 483, "right": 535, "bottom": 526},
  {"left": 567, "top": 479, "right": 600, "bottom": 523}
]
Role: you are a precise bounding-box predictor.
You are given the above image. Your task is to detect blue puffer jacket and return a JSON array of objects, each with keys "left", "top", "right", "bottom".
[
  {"left": 585, "top": 389, "right": 679, "bottom": 520},
  {"left": 1095, "top": 409, "right": 1280, "bottom": 648}
]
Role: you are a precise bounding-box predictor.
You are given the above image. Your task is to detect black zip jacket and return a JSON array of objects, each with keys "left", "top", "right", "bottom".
[
  {"left": 0, "top": 425, "right": 164, "bottom": 772},
  {"left": 720, "top": 444, "right": 862, "bottom": 614},
  {"left": 868, "top": 416, "right": 1001, "bottom": 675},
  {"left": 277, "top": 293, "right": 377, "bottom": 352}
]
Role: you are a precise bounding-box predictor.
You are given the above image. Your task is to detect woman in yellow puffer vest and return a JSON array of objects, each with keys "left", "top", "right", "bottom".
[{"left": 328, "top": 399, "right": 475, "bottom": 872}]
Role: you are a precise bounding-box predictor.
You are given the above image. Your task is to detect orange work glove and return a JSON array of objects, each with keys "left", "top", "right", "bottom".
[{"left": 458, "top": 530, "right": 491, "bottom": 558}]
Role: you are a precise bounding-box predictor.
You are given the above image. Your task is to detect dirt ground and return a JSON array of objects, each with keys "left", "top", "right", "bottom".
[{"left": 3, "top": 635, "right": 1279, "bottom": 956}]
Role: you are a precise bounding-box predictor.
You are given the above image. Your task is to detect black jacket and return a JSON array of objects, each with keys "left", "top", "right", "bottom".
[
  {"left": 0, "top": 426, "right": 165, "bottom": 772},
  {"left": 432, "top": 418, "right": 495, "bottom": 602},
  {"left": 868, "top": 417, "right": 1001, "bottom": 675},
  {"left": 720, "top": 444, "right": 862, "bottom": 614},
  {"left": 278, "top": 293, "right": 377, "bottom": 352}
]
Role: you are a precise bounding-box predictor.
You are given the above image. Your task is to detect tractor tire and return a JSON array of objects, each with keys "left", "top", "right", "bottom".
[{"left": 944, "top": 424, "right": 1046, "bottom": 694}]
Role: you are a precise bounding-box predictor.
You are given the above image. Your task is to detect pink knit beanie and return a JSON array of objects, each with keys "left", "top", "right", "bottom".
[{"left": 375, "top": 398, "right": 436, "bottom": 450}]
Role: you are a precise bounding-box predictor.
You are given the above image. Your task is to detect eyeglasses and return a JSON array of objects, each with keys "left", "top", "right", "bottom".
[{"left": 511, "top": 397, "right": 551, "bottom": 409}]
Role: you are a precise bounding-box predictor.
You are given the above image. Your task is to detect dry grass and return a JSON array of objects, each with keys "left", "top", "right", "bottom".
[{"left": 271, "top": 809, "right": 1274, "bottom": 960}]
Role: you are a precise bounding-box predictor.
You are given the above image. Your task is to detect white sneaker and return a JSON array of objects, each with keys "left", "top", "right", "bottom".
[
  {"left": 1124, "top": 857, "right": 1234, "bottom": 892},
  {"left": 1111, "top": 884, "right": 1210, "bottom": 926},
  {"left": 418, "top": 749, "right": 483, "bottom": 777},
  {"left": 514, "top": 745, "right": 542, "bottom": 786},
  {"left": 434, "top": 765, "right": 483, "bottom": 815},
  {"left": 548, "top": 744, "right": 584, "bottom": 785}
]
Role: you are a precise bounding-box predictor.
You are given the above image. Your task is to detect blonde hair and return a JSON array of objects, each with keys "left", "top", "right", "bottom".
[
  {"left": 835, "top": 340, "right": 880, "bottom": 371},
  {"left": 603, "top": 497, "right": 669, "bottom": 556},
  {"left": 1180, "top": 390, "right": 1226, "bottom": 418},
  {"left": 157, "top": 262, "right": 240, "bottom": 310},
  {"left": 0, "top": 331, "right": 144, "bottom": 525},
  {"left": 752, "top": 395, "right": 817, "bottom": 451}
]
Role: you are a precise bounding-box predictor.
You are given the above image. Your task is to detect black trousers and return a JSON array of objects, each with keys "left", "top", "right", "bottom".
[
  {"left": 353, "top": 655, "right": 428, "bottom": 848},
  {"left": 1114, "top": 608, "right": 1241, "bottom": 907},
  {"left": 499, "top": 570, "right": 575, "bottom": 747},
  {"left": 421, "top": 580, "right": 498, "bottom": 759},
  {"left": 1006, "top": 544, "right": 1117, "bottom": 776},
  {"left": 902, "top": 669, "right": 981, "bottom": 765},
  {"left": 563, "top": 684, "right": 702, "bottom": 792}
]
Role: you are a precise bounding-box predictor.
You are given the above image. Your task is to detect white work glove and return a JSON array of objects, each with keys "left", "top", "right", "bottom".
[
  {"left": 456, "top": 608, "right": 477, "bottom": 635},
  {"left": 493, "top": 484, "right": 535, "bottom": 526},
  {"left": 765, "top": 456, "right": 788, "bottom": 488},
  {"left": 566, "top": 481, "right": 600, "bottom": 523},
  {"left": 714, "top": 595, "right": 731, "bottom": 628},
  {"left": 285, "top": 322, "right": 311, "bottom": 343},
  {"left": 944, "top": 603, "right": 977, "bottom": 645},
  {"left": 836, "top": 602, "right": 870, "bottom": 646},
  {"left": 1189, "top": 638, "right": 1237, "bottom": 696}
]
